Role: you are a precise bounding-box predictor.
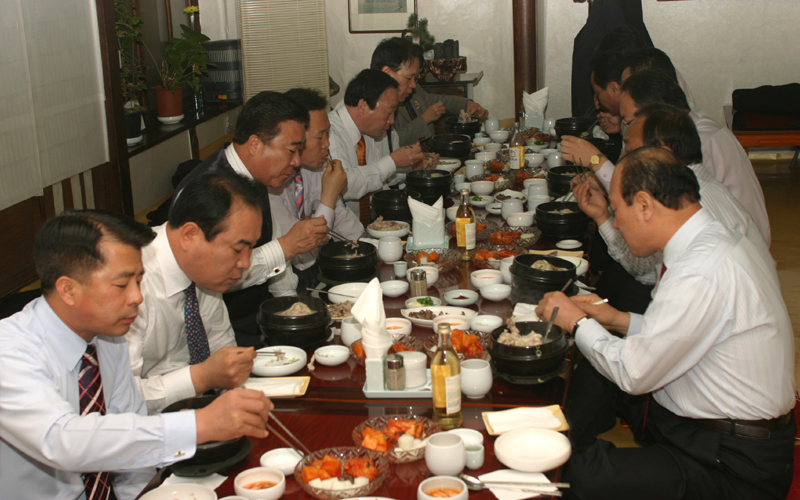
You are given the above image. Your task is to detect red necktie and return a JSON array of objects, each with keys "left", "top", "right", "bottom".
[
  {"left": 660, "top": 263, "right": 667, "bottom": 280},
  {"left": 79, "top": 344, "right": 115, "bottom": 500},
  {"left": 356, "top": 136, "right": 371, "bottom": 226},
  {"left": 293, "top": 173, "right": 305, "bottom": 220}
]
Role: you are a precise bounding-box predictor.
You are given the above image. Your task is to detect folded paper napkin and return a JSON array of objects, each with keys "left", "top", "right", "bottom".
[
  {"left": 485, "top": 407, "right": 562, "bottom": 434},
  {"left": 243, "top": 377, "right": 305, "bottom": 396},
  {"left": 408, "top": 196, "right": 443, "bottom": 227},
  {"left": 511, "top": 302, "right": 540, "bottom": 323},
  {"left": 522, "top": 87, "right": 549, "bottom": 117},
  {"left": 479, "top": 469, "right": 556, "bottom": 500},
  {"left": 351, "top": 278, "right": 390, "bottom": 359},
  {"left": 409, "top": 197, "right": 445, "bottom": 247},
  {"left": 162, "top": 472, "right": 227, "bottom": 490}
]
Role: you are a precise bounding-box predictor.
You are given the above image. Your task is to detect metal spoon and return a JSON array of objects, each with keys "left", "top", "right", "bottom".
[
  {"left": 543, "top": 306, "right": 559, "bottom": 342},
  {"left": 459, "top": 473, "right": 567, "bottom": 495}
]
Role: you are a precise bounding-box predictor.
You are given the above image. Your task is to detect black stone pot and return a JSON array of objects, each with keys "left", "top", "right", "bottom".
[
  {"left": 546, "top": 165, "right": 587, "bottom": 198},
  {"left": 430, "top": 133, "right": 472, "bottom": 160},
  {"left": 317, "top": 240, "right": 379, "bottom": 282},
  {"left": 488, "top": 321, "right": 570, "bottom": 377},
  {"left": 534, "top": 201, "right": 590, "bottom": 239},
  {"left": 554, "top": 117, "right": 595, "bottom": 141},
  {"left": 405, "top": 169, "right": 453, "bottom": 206},
  {"left": 256, "top": 295, "right": 331, "bottom": 349},
  {"left": 445, "top": 117, "right": 481, "bottom": 137},
  {"left": 509, "top": 254, "right": 578, "bottom": 304},
  {"left": 370, "top": 189, "right": 422, "bottom": 224}
]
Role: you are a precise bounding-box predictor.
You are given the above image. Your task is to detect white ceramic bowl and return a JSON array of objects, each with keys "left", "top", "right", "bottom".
[
  {"left": 140, "top": 485, "right": 217, "bottom": 500},
  {"left": 506, "top": 212, "right": 534, "bottom": 226},
  {"left": 385, "top": 317, "right": 412, "bottom": 339},
  {"left": 407, "top": 266, "right": 439, "bottom": 287},
  {"left": 525, "top": 142, "right": 545, "bottom": 151},
  {"left": 327, "top": 282, "right": 368, "bottom": 304},
  {"left": 489, "top": 130, "right": 509, "bottom": 143},
  {"left": 494, "top": 428, "right": 572, "bottom": 473},
  {"left": 443, "top": 289, "right": 479, "bottom": 306},
  {"left": 234, "top": 466, "right": 286, "bottom": 500},
  {"left": 470, "top": 314, "right": 504, "bottom": 333},
  {"left": 558, "top": 256, "right": 589, "bottom": 276},
  {"left": 469, "top": 195, "right": 494, "bottom": 207},
  {"left": 540, "top": 148, "right": 559, "bottom": 158},
  {"left": 474, "top": 152, "right": 496, "bottom": 163},
  {"left": 425, "top": 433, "right": 466, "bottom": 477},
  {"left": 380, "top": 280, "right": 409, "bottom": 297},
  {"left": 484, "top": 143, "right": 503, "bottom": 153},
  {"left": 470, "top": 269, "right": 503, "bottom": 289},
  {"left": 454, "top": 181, "right": 471, "bottom": 192},
  {"left": 431, "top": 314, "right": 472, "bottom": 333},
  {"left": 340, "top": 316, "right": 362, "bottom": 347},
  {"left": 556, "top": 239, "right": 582, "bottom": 250},
  {"left": 417, "top": 476, "right": 469, "bottom": 500},
  {"left": 460, "top": 358, "right": 493, "bottom": 399},
  {"left": 473, "top": 136, "right": 492, "bottom": 146},
  {"left": 485, "top": 202, "right": 503, "bottom": 215},
  {"left": 480, "top": 283, "right": 512, "bottom": 301},
  {"left": 446, "top": 206, "right": 458, "bottom": 221},
  {"left": 446, "top": 428, "right": 484, "bottom": 446},
  {"left": 314, "top": 345, "right": 349, "bottom": 366},
  {"left": 366, "top": 220, "right": 410, "bottom": 239},
  {"left": 437, "top": 158, "right": 461, "bottom": 172},
  {"left": 405, "top": 296, "right": 443, "bottom": 308},
  {"left": 252, "top": 346, "right": 307, "bottom": 377},
  {"left": 259, "top": 448, "right": 303, "bottom": 476},
  {"left": 524, "top": 153, "right": 545, "bottom": 166},
  {"left": 470, "top": 181, "right": 495, "bottom": 196}
]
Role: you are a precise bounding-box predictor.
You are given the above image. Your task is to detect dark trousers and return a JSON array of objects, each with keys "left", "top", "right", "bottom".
[
  {"left": 563, "top": 362, "right": 795, "bottom": 500},
  {"left": 594, "top": 259, "right": 654, "bottom": 315}
]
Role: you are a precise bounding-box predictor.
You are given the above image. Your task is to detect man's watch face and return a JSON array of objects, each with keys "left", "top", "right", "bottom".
[{"left": 590, "top": 154, "right": 602, "bottom": 165}]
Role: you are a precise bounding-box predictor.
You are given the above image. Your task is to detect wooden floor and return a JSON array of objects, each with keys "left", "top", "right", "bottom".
[{"left": 600, "top": 157, "right": 800, "bottom": 448}]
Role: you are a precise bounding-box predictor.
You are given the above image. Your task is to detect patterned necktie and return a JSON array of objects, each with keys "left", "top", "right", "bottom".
[
  {"left": 79, "top": 344, "right": 114, "bottom": 500},
  {"left": 184, "top": 283, "right": 211, "bottom": 364},
  {"left": 356, "top": 136, "right": 371, "bottom": 226},
  {"left": 293, "top": 173, "right": 305, "bottom": 219}
]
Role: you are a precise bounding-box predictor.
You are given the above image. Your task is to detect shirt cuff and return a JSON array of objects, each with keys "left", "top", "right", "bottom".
[
  {"left": 377, "top": 155, "right": 397, "bottom": 182},
  {"left": 256, "top": 240, "right": 287, "bottom": 277},
  {"left": 595, "top": 160, "right": 615, "bottom": 192},
  {"left": 574, "top": 318, "right": 607, "bottom": 354},
  {"left": 313, "top": 204, "right": 336, "bottom": 228},
  {"left": 627, "top": 313, "right": 644, "bottom": 336},
  {"left": 162, "top": 366, "right": 196, "bottom": 406},
  {"left": 597, "top": 217, "right": 616, "bottom": 240},
  {"left": 159, "top": 410, "right": 198, "bottom": 465}
]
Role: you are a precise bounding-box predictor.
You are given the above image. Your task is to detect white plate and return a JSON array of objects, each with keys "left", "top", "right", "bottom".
[
  {"left": 140, "top": 484, "right": 217, "bottom": 500},
  {"left": 366, "top": 221, "right": 410, "bottom": 239},
  {"left": 469, "top": 195, "right": 494, "bottom": 208},
  {"left": 328, "top": 282, "right": 368, "bottom": 304},
  {"left": 494, "top": 189, "right": 528, "bottom": 203},
  {"left": 437, "top": 158, "right": 462, "bottom": 172},
  {"left": 485, "top": 203, "right": 502, "bottom": 215},
  {"left": 252, "top": 346, "right": 307, "bottom": 376},
  {"left": 157, "top": 114, "right": 184, "bottom": 124},
  {"left": 400, "top": 306, "right": 478, "bottom": 328}
]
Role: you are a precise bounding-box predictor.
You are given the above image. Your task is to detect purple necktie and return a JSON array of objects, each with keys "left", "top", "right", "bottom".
[
  {"left": 79, "top": 344, "right": 114, "bottom": 500},
  {"left": 184, "top": 283, "right": 211, "bottom": 364}
]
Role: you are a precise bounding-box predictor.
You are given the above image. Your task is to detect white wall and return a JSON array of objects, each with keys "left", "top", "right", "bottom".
[
  {"left": 539, "top": 0, "right": 800, "bottom": 124},
  {"left": 325, "top": 0, "right": 515, "bottom": 121}
]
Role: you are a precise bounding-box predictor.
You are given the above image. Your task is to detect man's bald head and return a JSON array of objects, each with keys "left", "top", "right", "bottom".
[{"left": 617, "top": 147, "right": 700, "bottom": 211}]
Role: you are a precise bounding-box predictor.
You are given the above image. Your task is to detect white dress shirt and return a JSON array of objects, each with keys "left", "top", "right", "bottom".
[
  {"left": 599, "top": 163, "right": 771, "bottom": 285},
  {"left": 577, "top": 209, "right": 795, "bottom": 421},
  {"left": 269, "top": 167, "right": 364, "bottom": 270},
  {"left": 222, "top": 144, "right": 299, "bottom": 294},
  {"left": 0, "top": 297, "right": 197, "bottom": 500},
  {"left": 126, "top": 224, "right": 237, "bottom": 414},
  {"left": 690, "top": 112, "right": 771, "bottom": 245},
  {"left": 328, "top": 101, "right": 401, "bottom": 214}
]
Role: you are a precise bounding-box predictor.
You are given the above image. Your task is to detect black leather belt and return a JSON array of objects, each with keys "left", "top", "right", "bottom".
[{"left": 696, "top": 413, "right": 791, "bottom": 440}]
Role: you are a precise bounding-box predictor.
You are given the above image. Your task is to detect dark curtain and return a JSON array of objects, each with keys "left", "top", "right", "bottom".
[{"left": 571, "top": 0, "right": 654, "bottom": 118}]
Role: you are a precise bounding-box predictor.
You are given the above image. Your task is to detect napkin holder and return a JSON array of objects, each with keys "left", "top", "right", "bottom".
[
  {"left": 365, "top": 358, "right": 385, "bottom": 391},
  {"left": 524, "top": 113, "right": 544, "bottom": 130},
  {"left": 408, "top": 218, "right": 446, "bottom": 250}
]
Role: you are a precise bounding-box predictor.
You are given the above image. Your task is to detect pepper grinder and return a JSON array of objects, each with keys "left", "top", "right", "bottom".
[
  {"left": 409, "top": 269, "right": 427, "bottom": 297},
  {"left": 384, "top": 354, "right": 406, "bottom": 391}
]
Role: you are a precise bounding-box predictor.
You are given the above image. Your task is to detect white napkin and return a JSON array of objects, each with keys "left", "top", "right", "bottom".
[
  {"left": 511, "top": 303, "right": 540, "bottom": 322},
  {"left": 479, "top": 470, "right": 557, "bottom": 499},
  {"left": 162, "top": 472, "right": 227, "bottom": 490},
  {"left": 243, "top": 377, "right": 305, "bottom": 396},
  {"left": 351, "top": 278, "right": 390, "bottom": 359},
  {"left": 409, "top": 197, "right": 445, "bottom": 247},
  {"left": 485, "top": 407, "right": 562, "bottom": 434},
  {"left": 522, "top": 87, "right": 549, "bottom": 117},
  {"left": 408, "top": 196, "right": 443, "bottom": 226}
]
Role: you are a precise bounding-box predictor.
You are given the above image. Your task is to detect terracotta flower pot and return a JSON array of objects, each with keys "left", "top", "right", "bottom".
[{"left": 153, "top": 86, "right": 184, "bottom": 120}]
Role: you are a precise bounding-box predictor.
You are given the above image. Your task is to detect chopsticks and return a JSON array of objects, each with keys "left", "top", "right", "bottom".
[
  {"left": 328, "top": 229, "right": 352, "bottom": 242},
  {"left": 267, "top": 411, "right": 313, "bottom": 457},
  {"left": 560, "top": 278, "right": 574, "bottom": 293},
  {"left": 309, "top": 288, "right": 358, "bottom": 299},
  {"left": 256, "top": 350, "right": 284, "bottom": 357}
]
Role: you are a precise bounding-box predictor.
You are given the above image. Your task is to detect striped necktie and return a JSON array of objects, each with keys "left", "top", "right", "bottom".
[
  {"left": 79, "top": 344, "right": 114, "bottom": 500},
  {"left": 356, "top": 136, "right": 370, "bottom": 226},
  {"left": 293, "top": 173, "right": 305, "bottom": 219},
  {"left": 184, "top": 283, "right": 211, "bottom": 364}
]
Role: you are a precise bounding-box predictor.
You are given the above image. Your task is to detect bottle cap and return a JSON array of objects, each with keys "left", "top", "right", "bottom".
[
  {"left": 437, "top": 322, "right": 452, "bottom": 335},
  {"left": 386, "top": 354, "right": 404, "bottom": 369},
  {"left": 460, "top": 188, "right": 469, "bottom": 196}
]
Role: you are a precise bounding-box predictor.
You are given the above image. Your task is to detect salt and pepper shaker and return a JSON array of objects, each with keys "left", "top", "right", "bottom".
[
  {"left": 409, "top": 269, "right": 427, "bottom": 297},
  {"left": 384, "top": 354, "right": 406, "bottom": 391}
]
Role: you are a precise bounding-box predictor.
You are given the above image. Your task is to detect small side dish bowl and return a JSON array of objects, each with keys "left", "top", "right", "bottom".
[
  {"left": 417, "top": 476, "right": 469, "bottom": 500},
  {"left": 470, "top": 181, "right": 495, "bottom": 196},
  {"left": 431, "top": 314, "right": 473, "bottom": 333},
  {"left": 506, "top": 212, "right": 534, "bottom": 227},
  {"left": 385, "top": 317, "right": 413, "bottom": 339},
  {"left": 489, "top": 130, "right": 510, "bottom": 143},
  {"left": 328, "top": 283, "right": 368, "bottom": 305},
  {"left": 443, "top": 289, "right": 480, "bottom": 306},
  {"left": 557, "top": 256, "right": 589, "bottom": 276},
  {"left": 260, "top": 448, "right": 303, "bottom": 476},
  {"left": 485, "top": 202, "right": 503, "bottom": 215},
  {"left": 480, "top": 283, "right": 512, "bottom": 301},
  {"left": 314, "top": 345, "right": 350, "bottom": 367},
  {"left": 381, "top": 280, "right": 409, "bottom": 297},
  {"left": 470, "top": 314, "right": 504, "bottom": 333},
  {"left": 494, "top": 428, "right": 571, "bottom": 473},
  {"left": 470, "top": 269, "right": 503, "bottom": 289},
  {"left": 469, "top": 195, "right": 494, "bottom": 207},
  {"left": 405, "top": 296, "right": 443, "bottom": 308},
  {"left": 234, "top": 466, "right": 286, "bottom": 500}
]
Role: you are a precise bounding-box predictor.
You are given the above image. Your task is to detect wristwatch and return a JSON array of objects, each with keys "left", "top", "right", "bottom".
[
  {"left": 589, "top": 154, "right": 605, "bottom": 169},
  {"left": 572, "top": 315, "right": 591, "bottom": 335}
]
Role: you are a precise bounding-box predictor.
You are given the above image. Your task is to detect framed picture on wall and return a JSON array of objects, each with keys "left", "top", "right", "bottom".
[{"left": 348, "top": 0, "right": 417, "bottom": 33}]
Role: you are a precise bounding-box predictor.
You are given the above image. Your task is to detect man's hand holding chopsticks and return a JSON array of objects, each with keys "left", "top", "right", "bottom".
[
  {"left": 195, "top": 389, "right": 275, "bottom": 443},
  {"left": 190, "top": 346, "right": 256, "bottom": 395}
]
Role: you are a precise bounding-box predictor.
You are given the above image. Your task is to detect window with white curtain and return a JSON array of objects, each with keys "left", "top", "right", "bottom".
[{"left": 0, "top": 0, "right": 108, "bottom": 211}]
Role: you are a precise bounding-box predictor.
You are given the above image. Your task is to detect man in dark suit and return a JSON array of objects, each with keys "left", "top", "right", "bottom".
[{"left": 173, "top": 91, "right": 330, "bottom": 347}]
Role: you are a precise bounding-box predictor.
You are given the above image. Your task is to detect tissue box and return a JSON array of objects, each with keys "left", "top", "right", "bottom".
[{"left": 412, "top": 218, "right": 446, "bottom": 247}]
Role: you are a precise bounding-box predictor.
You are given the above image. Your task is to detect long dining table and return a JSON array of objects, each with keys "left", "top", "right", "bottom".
[{"left": 148, "top": 203, "right": 591, "bottom": 500}]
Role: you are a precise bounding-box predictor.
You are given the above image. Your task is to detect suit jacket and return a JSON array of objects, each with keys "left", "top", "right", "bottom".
[{"left": 395, "top": 86, "right": 469, "bottom": 146}]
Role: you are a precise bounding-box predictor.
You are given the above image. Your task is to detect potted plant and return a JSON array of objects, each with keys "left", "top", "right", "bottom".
[
  {"left": 114, "top": 0, "right": 148, "bottom": 144},
  {"left": 149, "top": 24, "right": 211, "bottom": 122}
]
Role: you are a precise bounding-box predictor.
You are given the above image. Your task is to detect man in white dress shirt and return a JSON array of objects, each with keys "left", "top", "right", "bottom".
[
  {"left": 0, "top": 210, "right": 272, "bottom": 500},
  {"left": 328, "top": 69, "right": 425, "bottom": 217},
  {"left": 537, "top": 148, "right": 795, "bottom": 500},
  {"left": 271, "top": 88, "right": 363, "bottom": 292},
  {"left": 128, "top": 170, "right": 269, "bottom": 414},
  {"left": 173, "top": 91, "right": 331, "bottom": 347}
]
